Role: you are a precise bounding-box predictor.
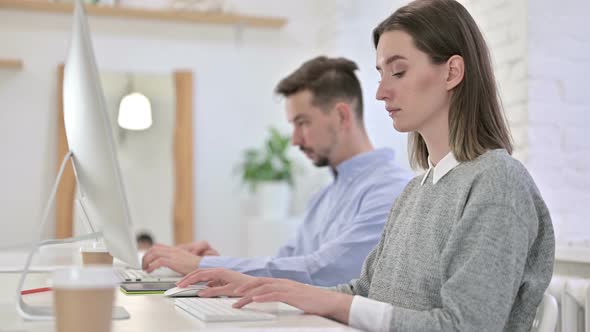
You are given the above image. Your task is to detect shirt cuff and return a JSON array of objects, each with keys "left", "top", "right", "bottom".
[
  {"left": 198, "top": 256, "right": 224, "bottom": 269},
  {"left": 349, "top": 295, "right": 393, "bottom": 332}
]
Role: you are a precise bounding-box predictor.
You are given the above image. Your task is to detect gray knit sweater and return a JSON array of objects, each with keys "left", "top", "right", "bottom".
[{"left": 334, "top": 149, "right": 555, "bottom": 331}]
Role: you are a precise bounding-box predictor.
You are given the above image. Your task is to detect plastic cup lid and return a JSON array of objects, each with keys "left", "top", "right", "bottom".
[{"left": 52, "top": 266, "right": 119, "bottom": 289}]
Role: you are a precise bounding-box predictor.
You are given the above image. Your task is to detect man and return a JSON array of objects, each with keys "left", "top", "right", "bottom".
[
  {"left": 136, "top": 232, "right": 154, "bottom": 251},
  {"left": 142, "top": 56, "right": 411, "bottom": 286}
]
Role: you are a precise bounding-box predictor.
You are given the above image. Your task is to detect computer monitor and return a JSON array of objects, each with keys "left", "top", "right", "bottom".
[
  {"left": 17, "top": 0, "right": 139, "bottom": 321},
  {"left": 62, "top": 0, "right": 140, "bottom": 269}
]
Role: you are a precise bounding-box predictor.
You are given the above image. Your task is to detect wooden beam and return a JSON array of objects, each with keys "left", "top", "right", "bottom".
[
  {"left": 173, "top": 71, "right": 194, "bottom": 245},
  {"left": 0, "top": 58, "right": 23, "bottom": 70},
  {"left": 0, "top": 0, "right": 287, "bottom": 29},
  {"left": 56, "top": 64, "right": 75, "bottom": 239}
]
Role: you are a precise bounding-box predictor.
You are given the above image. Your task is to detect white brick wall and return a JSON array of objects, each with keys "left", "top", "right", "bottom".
[
  {"left": 460, "top": 0, "right": 529, "bottom": 162},
  {"left": 462, "top": 0, "right": 590, "bottom": 242},
  {"left": 527, "top": 0, "right": 590, "bottom": 242}
]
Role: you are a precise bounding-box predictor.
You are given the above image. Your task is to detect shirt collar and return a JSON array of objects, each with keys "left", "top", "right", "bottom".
[
  {"left": 420, "top": 151, "right": 460, "bottom": 185},
  {"left": 335, "top": 148, "right": 395, "bottom": 181}
]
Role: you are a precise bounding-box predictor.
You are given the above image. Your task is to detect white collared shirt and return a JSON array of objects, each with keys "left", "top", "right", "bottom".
[{"left": 420, "top": 151, "right": 460, "bottom": 185}]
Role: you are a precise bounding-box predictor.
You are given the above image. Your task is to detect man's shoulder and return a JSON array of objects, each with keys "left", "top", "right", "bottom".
[
  {"left": 343, "top": 163, "right": 412, "bottom": 204},
  {"left": 361, "top": 157, "right": 413, "bottom": 186}
]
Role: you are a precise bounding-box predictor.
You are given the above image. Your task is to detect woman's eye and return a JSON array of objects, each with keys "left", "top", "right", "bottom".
[{"left": 392, "top": 71, "right": 405, "bottom": 78}]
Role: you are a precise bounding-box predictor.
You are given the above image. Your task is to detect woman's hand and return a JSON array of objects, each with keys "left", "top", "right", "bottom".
[
  {"left": 234, "top": 278, "right": 353, "bottom": 324},
  {"left": 176, "top": 268, "right": 256, "bottom": 297}
]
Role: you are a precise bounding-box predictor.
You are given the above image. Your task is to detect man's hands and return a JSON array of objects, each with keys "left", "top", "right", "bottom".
[
  {"left": 142, "top": 241, "right": 219, "bottom": 275},
  {"left": 142, "top": 244, "right": 202, "bottom": 275},
  {"left": 176, "top": 241, "right": 219, "bottom": 256},
  {"left": 176, "top": 268, "right": 353, "bottom": 325}
]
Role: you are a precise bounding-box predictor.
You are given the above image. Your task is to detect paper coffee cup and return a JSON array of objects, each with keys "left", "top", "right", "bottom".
[
  {"left": 52, "top": 267, "right": 119, "bottom": 332},
  {"left": 80, "top": 245, "right": 113, "bottom": 265}
]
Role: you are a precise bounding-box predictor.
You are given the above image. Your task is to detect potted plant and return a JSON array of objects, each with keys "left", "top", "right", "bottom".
[{"left": 237, "top": 127, "right": 294, "bottom": 219}]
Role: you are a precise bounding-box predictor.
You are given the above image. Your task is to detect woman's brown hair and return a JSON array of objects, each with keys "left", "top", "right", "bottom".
[{"left": 373, "top": 0, "right": 513, "bottom": 170}]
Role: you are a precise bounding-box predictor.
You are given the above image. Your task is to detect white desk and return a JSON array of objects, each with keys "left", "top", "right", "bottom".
[{"left": 0, "top": 269, "right": 357, "bottom": 331}]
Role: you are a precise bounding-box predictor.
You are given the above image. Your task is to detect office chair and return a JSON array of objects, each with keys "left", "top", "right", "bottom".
[{"left": 532, "top": 292, "right": 559, "bottom": 332}]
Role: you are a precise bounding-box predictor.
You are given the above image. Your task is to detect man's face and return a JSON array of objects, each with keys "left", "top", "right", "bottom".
[{"left": 286, "top": 90, "right": 339, "bottom": 167}]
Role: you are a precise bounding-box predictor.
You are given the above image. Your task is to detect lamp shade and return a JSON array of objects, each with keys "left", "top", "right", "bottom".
[{"left": 117, "top": 92, "right": 152, "bottom": 130}]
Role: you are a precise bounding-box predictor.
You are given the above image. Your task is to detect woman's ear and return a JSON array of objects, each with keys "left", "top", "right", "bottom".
[{"left": 446, "top": 55, "right": 464, "bottom": 91}]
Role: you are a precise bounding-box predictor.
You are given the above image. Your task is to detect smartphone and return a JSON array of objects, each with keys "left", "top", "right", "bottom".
[{"left": 120, "top": 282, "right": 177, "bottom": 295}]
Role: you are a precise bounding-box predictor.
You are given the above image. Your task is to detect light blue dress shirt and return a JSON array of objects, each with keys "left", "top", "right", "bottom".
[{"left": 199, "top": 148, "right": 412, "bottom": 286}]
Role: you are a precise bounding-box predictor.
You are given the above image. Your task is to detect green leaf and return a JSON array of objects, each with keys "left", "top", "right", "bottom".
[{"left": 235, "top": 127, "right": 297, "bottom": 192}]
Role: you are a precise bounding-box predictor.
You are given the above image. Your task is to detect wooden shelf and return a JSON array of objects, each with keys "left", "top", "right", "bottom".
[
  {"left": 0, "top": 58, "right": 23, "bottom": 70},
  {"left": 0, "top": 0, "right": 287, "bottom": 29}
]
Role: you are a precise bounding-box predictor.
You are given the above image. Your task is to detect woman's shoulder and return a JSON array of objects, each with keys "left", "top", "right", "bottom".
[
  {"left": 460, "top": 149, "right": 542, "bottom": 205},
  {"left": 463, "top": 149, "right": 531, "bottom": 184}
]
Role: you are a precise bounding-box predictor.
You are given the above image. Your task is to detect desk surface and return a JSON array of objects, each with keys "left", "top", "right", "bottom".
[{"left": 0, "top": 273, "right": 357, "bottom": 331}]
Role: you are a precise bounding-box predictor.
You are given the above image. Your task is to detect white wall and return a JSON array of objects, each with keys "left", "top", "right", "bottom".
[
  {"left": 0, "top": 1, "right": 412, "bottom": 255},
  {"left": 460, "top": 0, "right": 528, "bottom": 161},
  {"left": 526, "top": 0, "right": 590, "bottom": 243},
  {"left": 461, "top": 0, "right": 590, "bottom": 243}
]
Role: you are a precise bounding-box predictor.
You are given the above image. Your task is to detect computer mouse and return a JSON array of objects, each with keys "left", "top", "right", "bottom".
[{"left": 164, "top": 284, "right": 208, "bottom": 297}]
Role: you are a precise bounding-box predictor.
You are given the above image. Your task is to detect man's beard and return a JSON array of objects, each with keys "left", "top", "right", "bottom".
[
  {"left": 300, "top": 146, "right": 329, "bottom": 167},
  {"left": 313, "top": 157, "right": 330, "bottom": 167}
]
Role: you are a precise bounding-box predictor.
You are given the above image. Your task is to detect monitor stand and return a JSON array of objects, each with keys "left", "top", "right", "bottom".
[{"left": 15, "top": 151, "right": 130, "bottom": 321}]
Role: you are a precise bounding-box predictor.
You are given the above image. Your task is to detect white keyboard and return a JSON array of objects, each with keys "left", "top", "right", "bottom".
[
  {"left": 174, "top": 298, "right": 277, "bottom": 322},
  {"left": 116, "top": 269, "right": 180, "bottom": 282}
]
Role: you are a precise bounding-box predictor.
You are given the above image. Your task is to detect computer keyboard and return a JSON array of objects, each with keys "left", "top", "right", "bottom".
[
  {"left": 174, "top": 298, "right": 277, "bottom": 322},
  {"left": 116, "top": 269, "right": 180, "bottom": 282}
]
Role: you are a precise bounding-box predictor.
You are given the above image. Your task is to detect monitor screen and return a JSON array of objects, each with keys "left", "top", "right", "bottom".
[{"left": 62, "top": 0, "right": 140, "bottom": 269}]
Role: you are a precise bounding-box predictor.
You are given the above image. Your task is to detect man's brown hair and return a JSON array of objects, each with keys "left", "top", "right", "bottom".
[{"left": 275, "top": 56, "right": 364, "bottom": 121}]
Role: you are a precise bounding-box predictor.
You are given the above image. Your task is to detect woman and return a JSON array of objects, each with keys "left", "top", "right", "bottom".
[{"left": 177, "top": 0, "right": 555, "bottom": 330}]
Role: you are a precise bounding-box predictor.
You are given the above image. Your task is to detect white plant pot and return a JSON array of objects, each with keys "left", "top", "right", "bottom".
[{"left": 257, "top": 182, "right": 291, "bottom": 220}]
